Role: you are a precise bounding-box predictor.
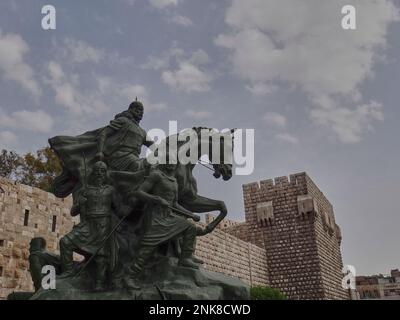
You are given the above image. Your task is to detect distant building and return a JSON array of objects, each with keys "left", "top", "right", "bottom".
[{"left": 356, "top": 269, "right": 400, "bottom": 300}]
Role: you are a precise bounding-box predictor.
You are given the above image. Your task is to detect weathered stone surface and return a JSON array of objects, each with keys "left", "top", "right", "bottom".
[
  {"left": 230, "top": 172, "right": 348, "bottom": 300},
  {"left": 0, "top": 177, "right": 75, "bottom": 299},
  {"left": 196, "top": 223, "right": 268, "bottom": 287}
]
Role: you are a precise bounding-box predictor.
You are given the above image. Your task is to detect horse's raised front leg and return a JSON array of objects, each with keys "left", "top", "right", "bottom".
[{"left": 180, "top": 195, "right": 227, "bottom": 234}]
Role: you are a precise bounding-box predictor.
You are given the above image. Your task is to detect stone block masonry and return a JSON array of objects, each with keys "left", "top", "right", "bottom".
[
  {"left": 196, "top": 224, "right": 268, "bottom": 287},
  {"left": 238, "top": 172, "right": 349, "bottom": 300},
  {"left": 0, "top": 178, "right": 77, "bottom": 299}
]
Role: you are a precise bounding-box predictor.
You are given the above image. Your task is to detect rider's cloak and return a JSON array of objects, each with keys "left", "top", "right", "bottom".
[{"left": 48, "top": 113, "right": 141, "bottom": 198}]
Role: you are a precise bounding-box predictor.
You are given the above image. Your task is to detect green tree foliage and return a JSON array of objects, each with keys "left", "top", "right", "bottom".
[
  {"left": 0, "top": 149, "right": 23, "bottom": 179},
  {"left": 251, "top": 286, "right": 287, "bottom": 300},
  {"left": 0, "top": 147, "right": 62, "bottom": 192}
]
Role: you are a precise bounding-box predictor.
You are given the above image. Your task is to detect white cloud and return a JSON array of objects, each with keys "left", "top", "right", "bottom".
[
  {"left": 188, "top": 49, "right": 210, "bottom": 65},
  {"left": 123, "top": 0, "right": 136, "bottom": 5},
  {"left": 56, "top": 38, "right": 134, "bottom": 68},
  {"left": 263, "top": 112, "right": 287, "bottom": 128},
  {"left": 246, "top": 82, "right": 277, "bottom": 96},
  {"left": 147, "top": 1, "right": 192, "bottom": 27},
  {"left": 216, "top": 0, "right": 399, "bottom": 143},
  {"left": 48, "top": 61, "right": 64, "bottom": 81},
  {"left": 141, "top": 47, "right": 184, "bottom": 71},
  {"left": 63, "top": 38, "right": 104, "bottom": 64},
  {"left": 97, "top": 78, "right": 168, "bottom": 112},
  {"left": 0, "top": 109, "right": 54, "bottom": 133},
  {"left": 162, "top": 62, "right": 212, "bottom": 93},
  {"left": 119, "top": 84, "right": 167, "bottom": 111},
  {"left": 170, "top": 14, "right": 193, "bottom": 27},
  {"left": 0, "top": 30, "right": 41, "bottom": 98},
  {"left": 141, "top": 55, "right": 171, "bottom": 71},
  {"left": 46, "top": 61, "right": 108, "bottom": 116},
  {"left": 185, "top": 110, "right": 212, "bottom": 119},
  {"left": 149, "top": 0, "right": 179, "bottom": 9},
  {"left": 46, "top": 57, "right": 168, "bottom": 126},
  {"left": 150, "top": 102, "right": 168, "bottom": 111},
  {"left": 0, "top": 131, "right": 17, "bottom": 149},
  {"left": 311, "top": 101, "right": 384, "bottom": 144},
  {"left": 159, "top": 49, "right": 212, "bottom": 93},
  {"left": 119, "top": 84, "right": 148, "bottom": 101},
  {"left": 275, "top": 133, "right": 299, "bottom": 144}
]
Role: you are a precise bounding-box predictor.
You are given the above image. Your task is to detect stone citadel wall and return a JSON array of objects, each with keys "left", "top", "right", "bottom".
[{"left": 0, "top": 178, "right": 76, "bottom": 299}]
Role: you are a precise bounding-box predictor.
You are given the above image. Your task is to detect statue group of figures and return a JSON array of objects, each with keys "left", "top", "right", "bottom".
[{"left": 27, "top": 100, "right": 237, "bottom": 297}]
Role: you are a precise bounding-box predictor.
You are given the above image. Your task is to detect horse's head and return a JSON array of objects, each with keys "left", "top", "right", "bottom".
[
  {"left": 150, "top": 127, "right": 236, "bottom": 181},
  {"left": 194, "top": 127, "right": 236, "bottom": 181},
  {"left": 212, "top": 162, "right": 232, "bottom": 181}
]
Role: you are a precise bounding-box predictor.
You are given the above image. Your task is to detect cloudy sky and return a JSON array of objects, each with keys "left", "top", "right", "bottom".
[{"left": 0, "top": 0, "right": 399, "bottom": 276}]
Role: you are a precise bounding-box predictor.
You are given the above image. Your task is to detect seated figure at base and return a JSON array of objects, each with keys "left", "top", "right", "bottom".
[
  {"left": 127, "top": 163, "right": 204, "bottom": 289},
  {"left": 29, "top": 237, "right": 62, "bottom": 292}
]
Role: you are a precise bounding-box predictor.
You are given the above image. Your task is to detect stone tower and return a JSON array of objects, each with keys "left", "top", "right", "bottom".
[{"left": 242, "top": 172, "right": 348, "bottom": 300}]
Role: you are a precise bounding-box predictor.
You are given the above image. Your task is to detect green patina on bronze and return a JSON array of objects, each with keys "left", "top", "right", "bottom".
[{"left": 13, "top": 100, "right": 249, "bottom": 300}]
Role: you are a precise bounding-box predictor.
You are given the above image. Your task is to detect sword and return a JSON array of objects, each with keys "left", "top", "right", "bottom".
[
  {"left": 74, "top": 207, "right": 199, "bottom": 277},
  {"left": 167, "top": 205, "right": 200, "bottom": 222},
  {"left": 82, "top": 151, "right": 88, "bottom": 190}
]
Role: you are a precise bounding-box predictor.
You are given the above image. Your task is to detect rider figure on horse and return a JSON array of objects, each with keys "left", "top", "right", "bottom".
[{"left": 96, "top": 98, "right": 154, "bottom": 172}]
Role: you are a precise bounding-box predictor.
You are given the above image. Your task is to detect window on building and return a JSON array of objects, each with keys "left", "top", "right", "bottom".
[
  {"left": 0, "top": 239, "right": 4, "bottom": 247},
  {"left": 52, "top": 215, "right": 57, "bottom": 232},
  {"left": 23, "top": 209, "right": 30, "bottom": 226},
  {"left": 0, "top": 266, "right": 3, "bottom": 277}
]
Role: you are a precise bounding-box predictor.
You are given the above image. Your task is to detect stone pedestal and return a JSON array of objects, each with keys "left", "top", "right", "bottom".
[{"left": 26, "top": 257, "right": 249, "bottom": 300}]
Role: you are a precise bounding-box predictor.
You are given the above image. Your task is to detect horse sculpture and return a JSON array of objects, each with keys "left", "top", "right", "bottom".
[{"left": 49, "top": 127, "right": 235, "bottom": 272}]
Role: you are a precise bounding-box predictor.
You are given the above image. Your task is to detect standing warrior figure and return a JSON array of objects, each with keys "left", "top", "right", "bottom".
[
  {"left": 127, "top": 163, "right": 204, "bottom": 290},
  {"left": 59, "top": 161, "right": 119, "bottom": 292}
]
